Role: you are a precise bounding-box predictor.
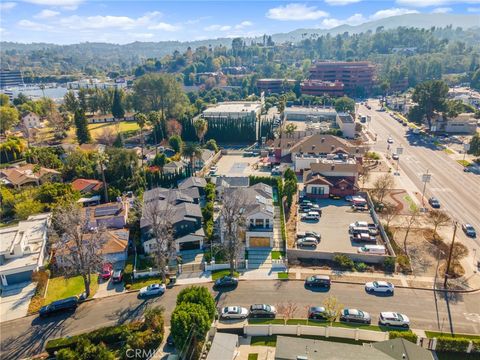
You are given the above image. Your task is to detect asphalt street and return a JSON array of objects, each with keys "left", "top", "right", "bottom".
[
  {"left": 1, "top": 281, "right": 479, "bottom": 360},
  {"left": 360, "top": 102, "right": 480, "bottom": 252}
]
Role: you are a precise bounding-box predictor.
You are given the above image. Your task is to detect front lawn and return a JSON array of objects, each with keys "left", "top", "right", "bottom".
[
  {"left": 277, "top": 272, "right": 289, "bottom": 280},
  {"left": 271, "top": 251, "right": 284, "bottom": 260},
  {"left": 44, "top": 275, "right": 98, "bottom": 305},
  {"left": 251, "top": 336, "right": 277, "bottom": 347},
  {"left": 248, "top": 354, "right": 258, "bottom": 360},
  {"left": 212, "top": 269, "right": 239, "bottom": 280}
]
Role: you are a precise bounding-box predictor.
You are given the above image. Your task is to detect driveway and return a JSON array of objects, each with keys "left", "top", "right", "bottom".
[
  {"left": 0, "top": 282, "right": 36, "bottom": 322},
  {"left": 93, "top": 279, "right": 125, "bottom": 299}
]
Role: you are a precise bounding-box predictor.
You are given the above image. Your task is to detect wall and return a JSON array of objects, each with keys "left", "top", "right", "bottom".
[
  {"left": 287, "top": 249, "right": 390, "bottom": 265},
  {"left": 204, "top": 262, "right": 230, "bottom": 271},
  {"left": 243, "top": 324, "right": 388, "bottom": 342}
]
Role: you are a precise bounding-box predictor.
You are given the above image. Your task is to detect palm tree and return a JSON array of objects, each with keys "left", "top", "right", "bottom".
[
  {"left": 135, "top": 113, "right": 147, "bottom": 166},
  {"left": 193, "top": 118, "right": 208, "bottom": 144},
  {"left": 284, "top": 123, "right": 297, "bottom": 138},
  {"left": 182, "top": 142, "right": 202, "bottom": 174},
  {"left": 147, "top": 111, "right": 162, "bottom": 155}
]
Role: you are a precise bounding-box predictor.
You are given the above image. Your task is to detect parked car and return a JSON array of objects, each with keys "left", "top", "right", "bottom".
[
  {"left": 392, "top": 153, "right": 399, "bottom": 160},
  {"left": 365, "top": 281, "right": 394, "bottom": 295},
  {"left": 301, "top": 212, "right": 320, "bottom": 222},
  {"left": 220, "top": 306, "right": 249, "bottom": 320},
  {"left": 304, "top": 231, "right": 321, "bottom": 241},
  {"left": 249, "top": 304, "right": 277, "bottom": 318},
  {"left": 428, "top": 197, "right": 440, "bottom": 208},
  {"left": 349, "top": 221, "right": 369, "bottom": 230},
  {"left": 297, "top": 238, "right": 318, "bottom": 248},
  {"left": 308, "top": 306, "right": 329, "bottom": 320},
  {"left": 39, "top": 296, "right": 78, "bottom": 317},
  {"left": 462, "top": 224, "right": 476, "bottom": 238},
  {"left": 305, "top": 275, "right": 331, "bottom": 289},
  {"left": 271, "top": 166, "right": 282, "bottom": 175},
  {"left": 340, "top": 308, "right": 371, "bottom": 324},
  {"left": 358, "top": 245, "right": 386, "bottom": 254},
  {"left": 387, "top": 137, "right": 394, "bottom": 144},
  {"left": 166, "top": 334, "right": 175, "bottom": 347},
  {"left": 112, "top": 269, "right": 123, "bottom": 283},
  {"left": 139, "top": 283, "right": 166, "bottom": 298},
  {"left": 379, "top": 312, "right": 410, "bottom": 328},
  {"left": 214, "top": 276, "right": 238, "bottom": 288},
  {"left": 101, "top": 263, "right": 113, "bottom": 280}
]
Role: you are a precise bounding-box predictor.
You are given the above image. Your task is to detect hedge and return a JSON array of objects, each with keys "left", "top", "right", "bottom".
[
  {"left": 436, "top": 337, "right": 472, "bottom": 352},
  {"left": 389, "top": 331, "right": 418, "bottom": 343}
]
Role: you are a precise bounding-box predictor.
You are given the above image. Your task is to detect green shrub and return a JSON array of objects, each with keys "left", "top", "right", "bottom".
[
  {"left": 383, "top": 257, "right": 396, "bottom": 272},
  {"left": 45, "top": 335, "right": 81, "bottom": 355},
  {"left": 397, "top": 255, "right": 411, "bottom": 273},
  {"left": 171, "top": 303, "right": 210, "bottom": 351},
  {"left": 124, "top": 262, "right": 133, "bottom": 284},
  {"left": 472, "top": 339, "right": 480, "bottom": 353},
  {"left": 436, "top": 337, "right": 471, "bottom": 352},
  {"left": 333, "top": 254, "right": 354, "bottom": 270},
  {"left": 389, "top": 331, "right": 418, "bottom": 343},
  {"left": 177, "top": 286, "right": 216, "bottom": 321},
  {"left": 354, "top": 262, "right": 367, "bottom": 272}
]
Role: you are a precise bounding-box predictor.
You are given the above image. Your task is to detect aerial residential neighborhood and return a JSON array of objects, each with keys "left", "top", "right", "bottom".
[{"left": 0, "top": 1, "right": 480, "bottom": 360}]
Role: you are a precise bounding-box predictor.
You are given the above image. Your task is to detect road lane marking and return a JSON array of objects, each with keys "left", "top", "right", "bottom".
[{"left": 463, "top": 313, "right": 480, "bottom": 323}]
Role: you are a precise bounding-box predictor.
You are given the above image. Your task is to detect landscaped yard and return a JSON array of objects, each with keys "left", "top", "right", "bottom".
[
  {"left": 44, "top": 275, "right": 98, "bottom": 305},
  {"left": 65, "top": 121, "right": 141, "bottom": 143},
  {"left": 456, "top": 160, "right": 471, "bottom": 167},
  {"left": 277, "top": 272, "right": 289, "bottom": 280},
  {"left": 271, "top": 251, "right": 284, "bottom": 260},
  {"left": 129, "top": 276, "right": 165, "bottom": 290},
  {"left": 211, "top": 269, "right": 239, "bottom": 280},
  {"left": 247, "top": 354, "right": 258, "bottom": 360}
]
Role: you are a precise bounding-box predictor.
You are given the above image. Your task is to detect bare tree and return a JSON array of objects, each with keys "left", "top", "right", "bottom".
[
  {"left": 142, "top": 200, "right": 176, "bottom": 283},
  {"left": 428, "top": 210, "right": 451, "bottom": 239},
  {"left": 370, "top": 173, "right": 394, "bottom": 204},
  {"left": 358, "top": 163, "right": 371, "bottom": 190},
  {"left": 382, "top": 203, "right": 401, "bottom": 229},
  {"left": 277, "top": 301, "right": 298, "bottom": 325},
  {"left": 403, "top": 207, "right": 420, "bottom": 254},
  {"left": 52, "top": 202, "right": 107, "bottom": 297},
  {"left": 322, "top": 296, "right": 343, "bottom": 326},
  {"left": 220, "top": 190, "right": 247, "bottom": 276}
]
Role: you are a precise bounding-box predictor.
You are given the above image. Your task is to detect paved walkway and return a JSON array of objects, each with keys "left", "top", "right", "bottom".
[{"left": 0, "top": 282, "right": 36, "bottom": 323}]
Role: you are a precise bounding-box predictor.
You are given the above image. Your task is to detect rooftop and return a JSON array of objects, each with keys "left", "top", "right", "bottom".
[{"left": 203, "top": 101, "right": 262, "bottom": 114}]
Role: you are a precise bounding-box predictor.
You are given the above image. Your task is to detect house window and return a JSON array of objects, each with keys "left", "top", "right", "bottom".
[
  {"left": 312, "top": 186, "right": 324, "bottom": 195},
  {"left": 255, "top": 219, "right": 263, "bottom": 227},
  {"left": 265, "top": 219, "right": 270, "bottom": 228},
  {"left": 250, "top": 219, "right": 254, "bottom": 227}
]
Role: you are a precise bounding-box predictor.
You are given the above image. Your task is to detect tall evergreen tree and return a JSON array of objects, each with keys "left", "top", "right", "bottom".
[
  {"left": 74, "top": 109, "right": 91, "bottom": 144},
  {"left": 111, "top": 87, "right": 125, "bottom": 119}
]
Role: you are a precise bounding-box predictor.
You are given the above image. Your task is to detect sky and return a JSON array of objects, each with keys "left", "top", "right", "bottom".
[{"left": 0, "top": 0, "right": 479, "bottom": 44}]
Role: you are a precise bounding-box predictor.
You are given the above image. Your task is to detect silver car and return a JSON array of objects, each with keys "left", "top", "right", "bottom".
[
  {"left": 365, "top": 281, "right": 394, "bottom": 295},
  {"left": 220, "top": 306, "right": 249, "bottom": 320},
  {"left": 139, "top": 283, "right": 166, "bottom": 297},
  {"left": 379, "top": 312, "right": 410, "bottom": 328}
]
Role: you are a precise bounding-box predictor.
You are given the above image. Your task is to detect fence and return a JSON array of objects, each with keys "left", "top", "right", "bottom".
[
  {"left": 133, "top": 268, "right": 160, "bottom": 280},
  {"left": 197, "top": 150, "right": 222, "bottom": 177},
  {"left": 204, "top": 261, "right": 230, "bottom": 272},
  {"left": 243, "top": 324, "right": 388, "bottom": 342}
]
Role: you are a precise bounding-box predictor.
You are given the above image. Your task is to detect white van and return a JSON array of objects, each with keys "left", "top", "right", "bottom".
[
  {"left": 301, "top": 212, "right": 320, "bottom": 221},
  {"left": 358, "top": 245, "right": 386, "bottom": 254}
]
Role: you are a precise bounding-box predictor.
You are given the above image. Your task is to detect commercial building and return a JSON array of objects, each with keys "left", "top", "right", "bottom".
[
  {"left": 308, "top": 61, "right": 375, "bottom": 94},
  {"left": 0, "top": 69, "right": 24, "bottom": 89},
  {"left": 432, "top": 113, "right": 477, "bottom": 134},
  {"left": 0, "top": 214, "right": 50, "bottom": 287},
  {"left": 300, "top": 79, "right": 345, "bottom": 97},
  {"left": 67, "top": 78, "right": 127, "bottom": 90},
  {"left": 201, "top": 101, "right": 262, "bottom": 140},
  {"left": 257, "top": 78, "right": 295, "bottom": 94}
]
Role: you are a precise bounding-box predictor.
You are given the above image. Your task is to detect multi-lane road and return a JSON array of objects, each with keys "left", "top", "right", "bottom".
[
  {"left": 1, "top": 281, "right": 479, "bottom": 360},
  {"left": 359, "top": 101, "right": 480, "bottom": 255}
]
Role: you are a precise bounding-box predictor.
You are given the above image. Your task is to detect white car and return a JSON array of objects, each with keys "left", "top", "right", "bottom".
[
  {"left": 220, "top": 306, "right": 249, "bottom": 320},
  {"left": 387, "top": 137, "right": 394, "bottom": 144},
  {"left": 139, "top": 283, "right": 166, "bottom": 297},
  {"left": 379, "top": 312, "right": 410, "bottom": 328},
  {"left": 349, "top": 221, "right": 368, "bottom": 230},
  {"left": 365, "top": 281, "right": 394, "bottom": 295}
]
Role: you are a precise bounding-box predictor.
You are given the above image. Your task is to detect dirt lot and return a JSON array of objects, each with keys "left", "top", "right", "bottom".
[
  {"left": 215, "top": 154, "right": 272, "bottom": 177},
  {"left": 295, "top": 198, "right": 380, "bottom": 254}
]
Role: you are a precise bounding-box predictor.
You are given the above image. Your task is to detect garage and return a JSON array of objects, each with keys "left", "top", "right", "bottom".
[
  {"left": 179, "top": 241, "right": 201, "bottom": 251},
  {"left": 5, "top": 270, "right": 33, "bottom": 286},
  {"left": 249, "top": 237, "right": 271, "bottom": 247}
]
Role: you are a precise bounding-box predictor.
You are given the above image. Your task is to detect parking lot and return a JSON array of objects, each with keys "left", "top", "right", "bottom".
[
  {"left": 214, "top": 154, "right": 272, "bottom": 177},
  {"left": 296, "top": 199, "right": 378, "bottom": 254}
]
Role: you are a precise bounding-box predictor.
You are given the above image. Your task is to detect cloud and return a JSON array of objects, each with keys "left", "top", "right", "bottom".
[
  {"left": 467, "top": 6, "right": 480, "bottom": 12},
  {"left": 21, "top": 0, "right": 82, "bottom": 5},
  {"left": 0, "top": 2, "right": 17, "bottom": 11},
  {"left": 129, "top": 33, "right": 154, "bottom": 39},
  {"left": 34, "top": 9, "right": 60, "bottom": 19},
  {"left": 320, "top": 13, "right": 366, "bottom": 29},
  {"left": 148, "top": 22, "right": 181, "bottom": 31},
  {"left": 266, "top": 3, "right": 329, "bottom": 21},
  {"left": 370, "top": 8, "right": 419, "bottom": 20},
  {"left": 17, "top": 19, "right": 53, "bottom": 31},
  {"left": 325, "top": 0, "right": 361, "bottom": 5},
  {"left": 432, "top": 7, "right": 452, "bottom": 13},
  {"left": 204, "top": 21, "right": 253, "bottom": 32},
  {"left": 396, "top": 0, "right": 480, "bottom": 7}
]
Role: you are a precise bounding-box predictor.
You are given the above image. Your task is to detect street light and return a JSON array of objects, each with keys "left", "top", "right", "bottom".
[
  {"left": 444, "top": 221, "right": 458, "bottom": 289},
  {"left": 421, "top": 170, "right": 431, "bottom": 211}
]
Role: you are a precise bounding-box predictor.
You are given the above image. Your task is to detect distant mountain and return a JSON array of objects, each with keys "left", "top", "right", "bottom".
[
  {"left": 269, "top": 13, "right": 480, "bottom": 43},
  {"left": 1, "top": 13, "right": 479, "bottom": 60}
]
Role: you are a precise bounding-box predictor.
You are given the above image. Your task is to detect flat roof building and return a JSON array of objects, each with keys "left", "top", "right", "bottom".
[
  {"left": 257, "top": 78, "right": 295, "bottom": 94},
  {"left": 301, "top": 79, "right": 345, "bottom": 97}
]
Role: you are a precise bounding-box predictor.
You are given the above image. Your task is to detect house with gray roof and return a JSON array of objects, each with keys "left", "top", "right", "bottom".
[
  {"left": 178, "top": 177, "right": 207, "bottom": 193},
  {"left": 215, "top": 176, "right": 250, "bottom": 200},
  {"left": 141, "top": 187, "right": 204, "bottom": 253},
  {"left": 221, "top": 183, "right": 275, "bottom": 248}
]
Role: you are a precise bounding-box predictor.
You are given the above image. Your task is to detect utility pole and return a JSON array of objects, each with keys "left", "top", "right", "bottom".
[
  {"left": 444, "top": 221, "right": 458, "bottom": 289},
  {"left": 421, "top": 170, "right": 431, "bottom": 211}
]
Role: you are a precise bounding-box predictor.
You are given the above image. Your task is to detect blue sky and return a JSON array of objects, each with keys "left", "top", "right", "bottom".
[{"left": 1, "top": 0, "right": 479, "bottom": 44}]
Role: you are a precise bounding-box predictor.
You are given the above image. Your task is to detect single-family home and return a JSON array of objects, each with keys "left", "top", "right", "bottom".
[
  {"left": 0, "top": 164, "right": 61, "bottom": 188},
  {"left": 432, "top": 113, "right": 477, "bottom": 134},
  {"left": 303, "top": 159, "right": 360, "bottom": 199},
  {"left": 21, "top": 111, "right": 42, "bottom": 129},
  {"left": 178, "top": 176, "right": 207, "bottom": 195},
  {"left": 163, "top": 161, "right": 186, "bottom": 174},
  {"left": 141, "top": 187, "right": 204, "bottom": 252},
  {"left": 83, "top": 199, "right": 129, "bottom": 229},
  {"left": 194, "top": 149, "right": 215, "bottom": 170},
  {"left": 0, "top": 213, "right": 50, "bottom": 287},
  {"left": 221, "top": 183, "right": 275, "bottom": 248},
  {"left": 215, "top": 176, "right": 250, "bottom": 200},
  {"left": 71, "top": 178, "right": 103, "bottom": 194}
]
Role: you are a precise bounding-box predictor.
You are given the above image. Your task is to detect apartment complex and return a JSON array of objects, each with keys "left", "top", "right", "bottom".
[
  {"left": 308, "top": 61, "right": 375, "bottom": 94},
  {"left": 0, "top": 69, "right": 24, "bottom": 89}
]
